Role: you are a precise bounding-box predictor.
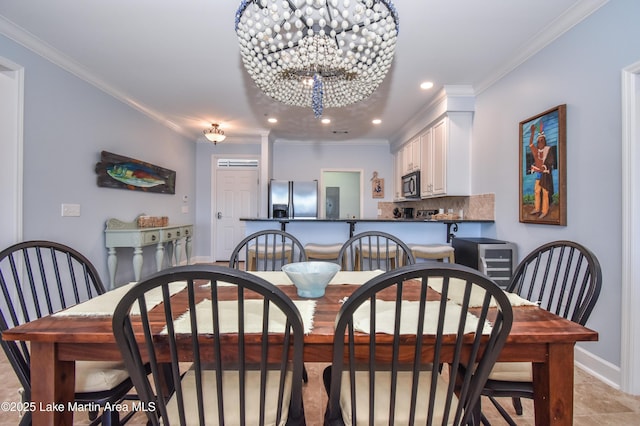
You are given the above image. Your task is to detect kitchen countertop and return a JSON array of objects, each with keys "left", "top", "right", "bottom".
[{"left": 240, "top": 217, "right": 493, "bottom": 223}]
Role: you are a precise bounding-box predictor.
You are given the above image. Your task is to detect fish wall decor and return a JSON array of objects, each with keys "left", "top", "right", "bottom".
[{"left": 95, "top": 151, "right": 176, "bottom": 194}]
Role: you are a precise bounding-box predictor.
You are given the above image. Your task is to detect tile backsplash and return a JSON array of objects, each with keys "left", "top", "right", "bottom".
[{"left": 378, "top": 193, "right": 495, "bottom": 220}]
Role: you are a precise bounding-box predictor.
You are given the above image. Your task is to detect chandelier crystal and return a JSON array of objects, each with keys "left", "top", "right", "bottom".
[{"left": 235, "top": 0, "right": 399, "bottom": 118}]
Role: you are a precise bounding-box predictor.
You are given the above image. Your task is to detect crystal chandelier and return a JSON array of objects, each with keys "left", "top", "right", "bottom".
[{"left": 235, "top": 0, "right": 399, "bottom": 118}]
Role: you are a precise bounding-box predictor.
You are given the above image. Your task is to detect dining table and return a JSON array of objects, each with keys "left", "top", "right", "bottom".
[{"left": 2, "top": 270, "right": 598, "bottom": 425}]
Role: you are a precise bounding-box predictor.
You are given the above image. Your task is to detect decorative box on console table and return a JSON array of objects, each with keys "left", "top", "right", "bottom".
[{"left": 105, "top": 214, "right": 193, "bottom": 288}]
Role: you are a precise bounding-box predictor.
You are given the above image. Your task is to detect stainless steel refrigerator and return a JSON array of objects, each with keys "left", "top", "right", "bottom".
[{"left": 268, "top": 180, "right": 318, "bottom": 218}]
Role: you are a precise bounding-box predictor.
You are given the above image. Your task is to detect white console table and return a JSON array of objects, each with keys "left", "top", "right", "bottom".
[{"left": 105, "top": 218, "right": 193, "bottom": 288}]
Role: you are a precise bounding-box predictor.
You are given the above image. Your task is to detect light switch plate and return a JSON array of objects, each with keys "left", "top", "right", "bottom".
[{"left": 61, "top": 203, "right": 81, "bottom": 217}]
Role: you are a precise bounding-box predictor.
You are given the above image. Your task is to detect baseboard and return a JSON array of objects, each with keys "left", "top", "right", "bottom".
[{"left": 575, "top": 346, "right": 621, "bottom": 390}]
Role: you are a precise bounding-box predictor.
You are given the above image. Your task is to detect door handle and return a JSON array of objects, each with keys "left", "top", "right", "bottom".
[{"left": 217, "top": 212, "right": 222, "bottom": 219}]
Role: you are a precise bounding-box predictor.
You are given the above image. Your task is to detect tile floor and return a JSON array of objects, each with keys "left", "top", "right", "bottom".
[{"left": 1, "top": 355, "right": 639, "bottom": 425}]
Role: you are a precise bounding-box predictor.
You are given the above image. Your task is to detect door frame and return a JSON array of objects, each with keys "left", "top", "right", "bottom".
[
  {"left": 621, "top": 59, "right": 640, "bottom": 395},
  {"left": 0, "top": 56, "right": 24, "bottom": 247},
  {"left": 210, "top": 155, "right": 260, "bottom": 262}
]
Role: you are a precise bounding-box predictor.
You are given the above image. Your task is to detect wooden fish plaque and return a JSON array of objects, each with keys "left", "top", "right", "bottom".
[{"left": 95, "top": 151, "right": 176, "bottom": 194}]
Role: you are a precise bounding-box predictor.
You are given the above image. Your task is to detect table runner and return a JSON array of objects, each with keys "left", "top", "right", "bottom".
[
  {"left": 166, "top": 299, "right": 317, "bottom": 334},
  {"left": 53, "top": 281, "right": 187, "bottom": 317}
]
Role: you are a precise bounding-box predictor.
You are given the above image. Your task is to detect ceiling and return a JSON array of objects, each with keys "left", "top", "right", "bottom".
[{"left": 0, "top": 1, "right": 608, "bottom": 143}]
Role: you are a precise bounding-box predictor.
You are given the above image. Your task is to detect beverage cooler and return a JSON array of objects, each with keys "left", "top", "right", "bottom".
[{"left": 452, "top": 237, "right": 518, "bottom": 288}]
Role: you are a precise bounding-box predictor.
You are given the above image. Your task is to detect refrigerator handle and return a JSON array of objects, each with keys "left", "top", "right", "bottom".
[{"left": 289, "top": 181, "right": 294, "bottom": 218}]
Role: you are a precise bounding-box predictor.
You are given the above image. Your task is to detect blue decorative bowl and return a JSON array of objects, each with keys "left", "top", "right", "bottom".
[{"left": 282, "top": 261, "right": 340, "bottom": 298}]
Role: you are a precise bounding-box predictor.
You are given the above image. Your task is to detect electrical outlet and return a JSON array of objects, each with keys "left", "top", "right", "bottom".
[
  {"left": 61, "top": 203, "right": 81, "bottom": 217},
  {"left": 181, "top": 205, "right": 189, "bottom": 214}
]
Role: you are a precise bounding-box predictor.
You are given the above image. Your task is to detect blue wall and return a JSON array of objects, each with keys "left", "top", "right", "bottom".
[
  {"left": 0, "top": 34, "right": 196, "bottom": 288},
  {"left": 471, "top": 0, "right": 640, "bottom": 369}
]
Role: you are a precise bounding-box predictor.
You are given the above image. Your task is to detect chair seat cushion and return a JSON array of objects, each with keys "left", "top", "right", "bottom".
[
  {"left": 339, "top": 370, "right": 458, "bottom": 425},
  {"left": 487, "top": 362, "right": 532, "bottom": 382},
  {"left": 248, "top": 243, "right": 292, "bottom": 254},
  {"left": 409, "top": 244, "right": 454, "bottom": 254},
  {"left": 166, "top": 369, "right": 292, "bottom": 425},
  {"left": 75, "top": 361, "right": 131, "bottom": 393},
  {"left": 304, "top": 243, "right": 343, "bottom": 254},
  {"left": 359, "top": 243, "right": 399, "bottom": 257}
]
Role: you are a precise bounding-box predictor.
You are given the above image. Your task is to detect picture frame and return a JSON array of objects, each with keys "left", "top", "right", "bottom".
[
  {"left": 519, "top": 104, "right": 566, "bottom": 225},
  {"left": 95, "top": 151, "right": 176, "bottom": 194},
  {"left": 372, "top": 177, "right": 384, "bottom": 198}
]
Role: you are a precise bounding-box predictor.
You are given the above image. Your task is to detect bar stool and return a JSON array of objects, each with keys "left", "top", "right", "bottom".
[
  {"left": 247, "top": 242, "right": 293, "bottom": 271},
  {"left": 304, "top": 243, "right": 343, "bottom": 262},
  {"left": 409, "top": 243, "right": 455, "bottom": 263}
]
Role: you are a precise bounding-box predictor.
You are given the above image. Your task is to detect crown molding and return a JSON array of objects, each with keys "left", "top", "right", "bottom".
[
  {"left": 474, "top": 0, "right": 610, "bottom": 94},
  {"left": 0, "top": 15, "right": 191, "bottom": 138},
  {"left": 272, "top": 138, "right": 388, "bottom": 146}
]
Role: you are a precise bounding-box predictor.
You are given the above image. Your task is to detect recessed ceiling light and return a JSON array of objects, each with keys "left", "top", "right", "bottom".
[
  {"left": 321, "top": 118, "right": 331, "bottom": 124},
  {"left": 267, "top": 117, "right": 278, "bottom": 123},
  {"left": 420, "top": 81, "right": 434, "bottom": 90},
  {"left": 372, "top": 119, "right": 382, "bottom": 125}
]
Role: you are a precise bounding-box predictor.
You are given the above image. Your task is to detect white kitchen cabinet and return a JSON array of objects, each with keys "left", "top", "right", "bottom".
[
  {"left": 403, "top": 136, "right": 421, "bottom": 174},
  {"left": 394, "top": 148, "right": 404, "bottom": 200},
  {"left": 420, "top": 113, "right": 472, "bottom": 198}
]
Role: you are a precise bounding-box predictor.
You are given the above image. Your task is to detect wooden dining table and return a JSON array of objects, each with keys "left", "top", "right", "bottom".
[{"left": 2, "top": 270, "right": 597, "bottom": 425}]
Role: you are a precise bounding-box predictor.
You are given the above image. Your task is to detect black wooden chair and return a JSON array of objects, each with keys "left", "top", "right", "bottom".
[
  {"left": 323, "top": 263, "right": 513, "bottom": 425},
  {"left": 337, "top": 231, "right": 415, "bottom": 271},
  {"left": 476, "top": 240, "right": 602, "bottom": 425},
  {"left": 229, "top": 229, "right": 307, "bottom": 271},
  {"left": 0, "top": 240, "right": 135, "bottom": 426},
  {"left": 112, "top": 264, "right": 306, "bottom": 425}
]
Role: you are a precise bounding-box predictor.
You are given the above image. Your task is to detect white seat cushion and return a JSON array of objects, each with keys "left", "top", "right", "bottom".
[
  {"left": 359, "top": 243, "right": 399, "bottom": 257},
  {"left": 487, "top": 362, "right": 532, "bottom": 382},
  {"left": 409, "top": 244, "right": 454, "bottom": 254},
  {"left": 304, "top": 243, "right": 343, "bottom": 254},
  {"left": 75, "top": 361, "right": 130, "bottom": 393},
  {"left": 339, "top": 370, "right": 459, "bottom": 425},
  {"left": 248, "top": 243, "right": 292, "bottom": 254},
  {"left": 166, "top": 369, "right": 292, "bottom": 426}
]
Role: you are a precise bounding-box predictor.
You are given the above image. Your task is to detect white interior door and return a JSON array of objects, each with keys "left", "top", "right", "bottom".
[
  {"left": 0, "top": 59, "right": 24, "bottom": 249},
  {"left": 214, "top": 167, "right": 259, "bottom": 261}
]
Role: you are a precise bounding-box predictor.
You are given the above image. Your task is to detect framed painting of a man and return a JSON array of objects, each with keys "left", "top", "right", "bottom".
[{"left": 519, "top": 104, "right": 567, "bottom": 225}]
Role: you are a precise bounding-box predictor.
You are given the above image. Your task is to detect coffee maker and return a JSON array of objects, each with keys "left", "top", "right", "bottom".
[
  {"left": 272, "top": 204, "right": 288, "bottom": 218},
  {"left": 402, "top": 207, "right": 414, "bottom": 219}
]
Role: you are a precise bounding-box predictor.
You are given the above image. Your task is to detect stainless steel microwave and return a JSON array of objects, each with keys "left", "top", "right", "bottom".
[{"left": 401, "top": 171, "right": 420, "bottom": 198}]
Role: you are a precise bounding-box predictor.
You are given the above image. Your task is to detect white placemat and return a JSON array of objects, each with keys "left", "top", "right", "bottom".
[
  {"left": 166, "top": 299, "right": 316, "bottom": 335},
  {"left": 426, "top": 277, "right": 537, "bottom": 307},
  {"left": 352, "top": 300, "right": 493, "bottom": 335},
  {"left": 53, "top": 281, "right": 188, "bottom": 317}
]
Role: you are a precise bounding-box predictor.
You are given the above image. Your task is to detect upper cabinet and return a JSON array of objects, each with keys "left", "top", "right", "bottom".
[
  {"left": 393, "top": 86, "right": 474, "bottom": 201},
  {"left": 420, "top": 122, "right": 445, "bottom": 197},
  {"left": 420, "top": 113, "right": 472, "bottom": 198}
]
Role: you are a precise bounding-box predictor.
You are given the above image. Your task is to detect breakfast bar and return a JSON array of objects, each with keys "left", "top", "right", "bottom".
[{"left": 240, "top": 217, "right": 494, "bottom": 243}]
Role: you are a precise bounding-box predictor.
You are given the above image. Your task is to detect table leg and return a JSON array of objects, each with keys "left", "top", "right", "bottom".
[
  {"left": 174, "top": 238, "right": 183, "bottom": 265},
  {"left": 156, "top": 241, "right": 165, "bottom": 271},
  {"left": 30, "top": 342, "right": 75, "bottom": 424},
  {"left": 532, "top": 342, "right": 575, "bottom": 425},
  {"left": 133, "top": 246, "right": 143, "bottom": 282},
  {"left": 107, "top": 247, "right": 117, "bottom": 289},
  {"left": 185, "top": 235, "right": 192, "bottom": 265}
]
